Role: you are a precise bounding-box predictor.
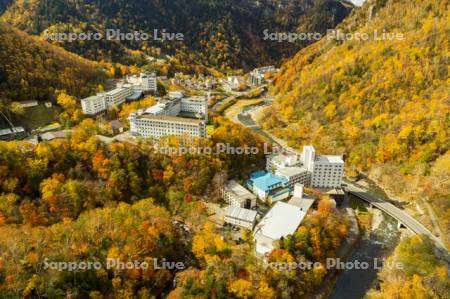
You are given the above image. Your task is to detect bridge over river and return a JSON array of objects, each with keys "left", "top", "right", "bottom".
[{"left": 345, "top": 180, "right": 449, "bottom": 264}]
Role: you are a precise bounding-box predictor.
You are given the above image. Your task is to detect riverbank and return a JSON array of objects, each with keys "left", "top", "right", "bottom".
[
  {"left": 309, "top": 208, "right": 362, "bottom": 299},
  {"left": 356, "top": 173, "right": 447, "bottom": 249}
]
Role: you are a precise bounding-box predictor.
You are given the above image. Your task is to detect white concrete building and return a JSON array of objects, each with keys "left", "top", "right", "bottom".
[
  {"left": 81, "top": 95, "right": 107, "bottom": 115},
  {"left": 168, "top": 91, "right": 185, "bottom": 100},
  {"left": 129, "top": 114, "right": 206, "bottom": 139},
  {"left": 81, "top": 87, "right": 132, "bottom": 115},
  {"left": 275, "top": 166, "right": 311, "bottom": 189},
  {"left": 129, "top": 94, "right": 208, "bottom": 140},
  {"left": 221, "top": 180, "right": 257, "bottom": 209},
  {"left": 181, "top": 96, "right": 208, "bottom": 115},
  {"left": 126, "top": 72, "right": 157, "bottom": 93},
  {"left": 310, "top": 155, "right": 344, "bottom": 188},
  {"left": 266, "top": 145, "right": 345, "bottom": 189},
  {"left": 249, "top": 71, "right": 265, "bottom": 86},
  {"left": 102, "top": 87, "right": 133, "bottom": 107},
  {"left": 253, "top": 202, "right": 307, "bottom": 255},
  {"left": 302, "top": 145, "right": 316, "bottom": 172},
  {"left": 266, "top": 152, "right": 301, "bottom": 171},
  {"left": 224, "top": 206, "right": 257, "bottom": 230}
]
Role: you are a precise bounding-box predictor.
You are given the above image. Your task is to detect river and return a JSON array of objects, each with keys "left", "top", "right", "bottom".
[
  {"left": 236, "top": 103, "right": 402, "bottom": 299},
  {"left": 329, "top": 194, "right": 401, "bottom": 298}
]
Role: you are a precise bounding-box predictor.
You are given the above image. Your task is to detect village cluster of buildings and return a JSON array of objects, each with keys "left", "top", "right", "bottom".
[
  {"left": 221, "top": 145, "right": 345, "bottom": 255},
  {"left": 129, "top": 91, "right": 208, "bottom": 139},
  {"left": 248, "top": 65, "right": 278, "bottom": 86},
  {"left": 170, "top": 73, "right": 218, "bottom": 90},
  {"left": 81, "top": 72, "right": 157, "bottom": 115}
]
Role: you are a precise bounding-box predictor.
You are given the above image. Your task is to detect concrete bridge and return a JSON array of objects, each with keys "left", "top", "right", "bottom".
[{"left": 345, "top": 180, "right": 449, "bottom": 263}]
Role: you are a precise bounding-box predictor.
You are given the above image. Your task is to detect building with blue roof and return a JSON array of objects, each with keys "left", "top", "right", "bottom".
[{"left": 246, "top": 171, "right": 291, "bottom": 203}]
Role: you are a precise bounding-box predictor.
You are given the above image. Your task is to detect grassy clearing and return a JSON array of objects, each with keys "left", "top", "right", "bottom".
[
  {"left": 14, "top": 104, "right": 61, "bottom": 130},
  {"left": 224, "top": 99, "right": 264, "bottom": 121}
]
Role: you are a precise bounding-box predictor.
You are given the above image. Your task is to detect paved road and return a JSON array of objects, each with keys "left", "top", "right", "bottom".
[
  {"left": 224, "top": 94, "right": 450, "bottom": 263},
  {"left": 345, "top": 180, "right": 449, "bottom": 263}
]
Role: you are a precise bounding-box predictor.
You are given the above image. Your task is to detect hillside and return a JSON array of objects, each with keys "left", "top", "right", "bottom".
[
  {"left": 265, "top": 0, "right": 449, "bottom": 242},
  {"left": 0, "top": 0, "right": 353, "bottom": 70},
  {"left": 0, "top": 21, "right": 106, "bottom": 102},
  {"left": 0, "top": 0, "right": 10, "bottom": 14}
]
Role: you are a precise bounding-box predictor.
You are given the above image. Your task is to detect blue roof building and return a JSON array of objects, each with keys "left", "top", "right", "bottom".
[{"left": 246, "top": 171, "right": 291, "bottom": 203}]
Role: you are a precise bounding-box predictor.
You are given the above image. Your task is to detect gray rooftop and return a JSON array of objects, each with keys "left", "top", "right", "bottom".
[
  {"left": 224, "top": 180, "right": 256, "bottom": 201},
  {"left": 224, "top": 206, "right": 257, "bottom": 223},
  {"left": 276, "top": 166, "right": 308, "bottom": 178}
]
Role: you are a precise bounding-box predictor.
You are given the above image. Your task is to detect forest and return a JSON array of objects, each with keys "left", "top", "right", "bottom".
[
  {"left": 0, "top": 116, "right": 352, "bottom": 298},
  {"left": 1, "top": 0, "right": 353, "bottom": 70},
  {"left": 265, "top": 0, "right": 449, "bottom": 247},
  {"left": 0, "top": 22, "right": 106, "bottom": 102}
]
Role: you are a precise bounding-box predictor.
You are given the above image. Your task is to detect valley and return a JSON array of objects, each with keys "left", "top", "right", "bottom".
[{"left": 0, "top": 0, "right": 448, "bottom": 298}]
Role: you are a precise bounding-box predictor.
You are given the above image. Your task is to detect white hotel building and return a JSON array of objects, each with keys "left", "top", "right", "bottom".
[
  {"left": 81, "top": 73, "right": 157, "bottom": 115},
  {"left": 81, "top": 87, "right": 132, "bottom": 115},
  {"left": 129, "top": 94, "right": 208, "bottom": 140},
  {"left": 126, "top": 72, "right": 157, "bottom": 93},
  {"left": 266, "top": 145, "right": 344, "bottom": 189},
  {"left": 81, "top": 95, "right": 107, "bottom": 115},
  {"left": 129, "top": 114, "right": 206, "bottom": 139}
]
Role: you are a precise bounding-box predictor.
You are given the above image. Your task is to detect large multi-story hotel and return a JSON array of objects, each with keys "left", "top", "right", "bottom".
[
  {"left": 266, "top": 145, "right": 344, "bottom": 189},
  {"left": 81, "top": 73, "right": 156, "bottom": 115},
  {"left": 129, "top": 93, "right": 208, "bottom": 139},
  {"left": 129, "top": 114, "right": 206, "bottom": 139},
  {"left": 81, "top": 95, "right": 107, "bottom": 115},
  {"left": 125, "top": 72, "right": 157, "bottom": 93}
]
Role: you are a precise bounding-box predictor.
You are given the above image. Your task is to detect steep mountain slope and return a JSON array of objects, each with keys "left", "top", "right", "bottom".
[
  {"left": 0, "top": 22, "right": 106, "bottom": 102},
  {"left": 266, "top": 0, "right": 449, "bottom": 240},
  {"left": 1, "top": 0, "right": 353, "bottom": 69}
]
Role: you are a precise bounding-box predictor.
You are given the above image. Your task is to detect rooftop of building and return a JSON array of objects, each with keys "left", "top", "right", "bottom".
[
  {"left": 275, "top": 166, "right": 308, "bottom": 178},
  {"left": 224, "top": 206, "right": 257, "bottom": 222},
  {"left": 249, "top": 171, "right": 288, "bottom": 192},
  {"left": 126, "top": 91, "right": 143, "bottom": 101},
  {"left": 0, "top": 127, "right": 25, "bottom": 136},
  {"left": 182, "top": 96, "right": 207, "bottom": 102},
  {"left": 109, "top": 120, "right": 124, "bottom": 129},
  {"left": 288, "top": 196, "right": 315, "bottom": 212},
  {"left": 105, "top": 87, "right": 129, "bottom": 96},
  {"left": 145, "top": 103, "right": 167, "bottom": 115},
  {"left": 139, "top": 114, "right": 205, "bottom": 125},
  {"left": 224, "top": 180, "right": 256, "bottom": 200},
  {"left": 82, "top": 95, "right": 102, "bottom": 102},
  {"left": 254, "top": 201, "right": 306, "bottom": 240},
  {"left": 314, "top": 155, "right": 344, "bottom": 164},
  {"left": 271, "top": 153, "right": 301, "bottom": 167}
]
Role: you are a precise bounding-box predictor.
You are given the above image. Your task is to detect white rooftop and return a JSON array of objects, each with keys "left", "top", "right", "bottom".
[
  {"left": 82, "top": 95, "right": 102, "bottom": 102},
  {"left": 315, "top": 155, "right": 344, "bottom": 164},
  {"left": 225, "top": 180, "right": 256, "bottom": 200},
  {"left": 288, "top": 196, "right": 315, "bottom": 212},
  {"left": 224, "top": 206, "right": 257, "bottom": 223},
  {"left": 145, "top": 103, "right": 166, "bottom": 115},
  {"left": 105, "top": 87, "right": 128, "bottom": 96},
  {"left": 254, "top": 202, "right": 306, "bottom": 241},
  {"left": 183, "top": 96, "right": 206, "bottom": 102},
  {"left": 276, "top": 166, "right": 308, "bottom": 178}
]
